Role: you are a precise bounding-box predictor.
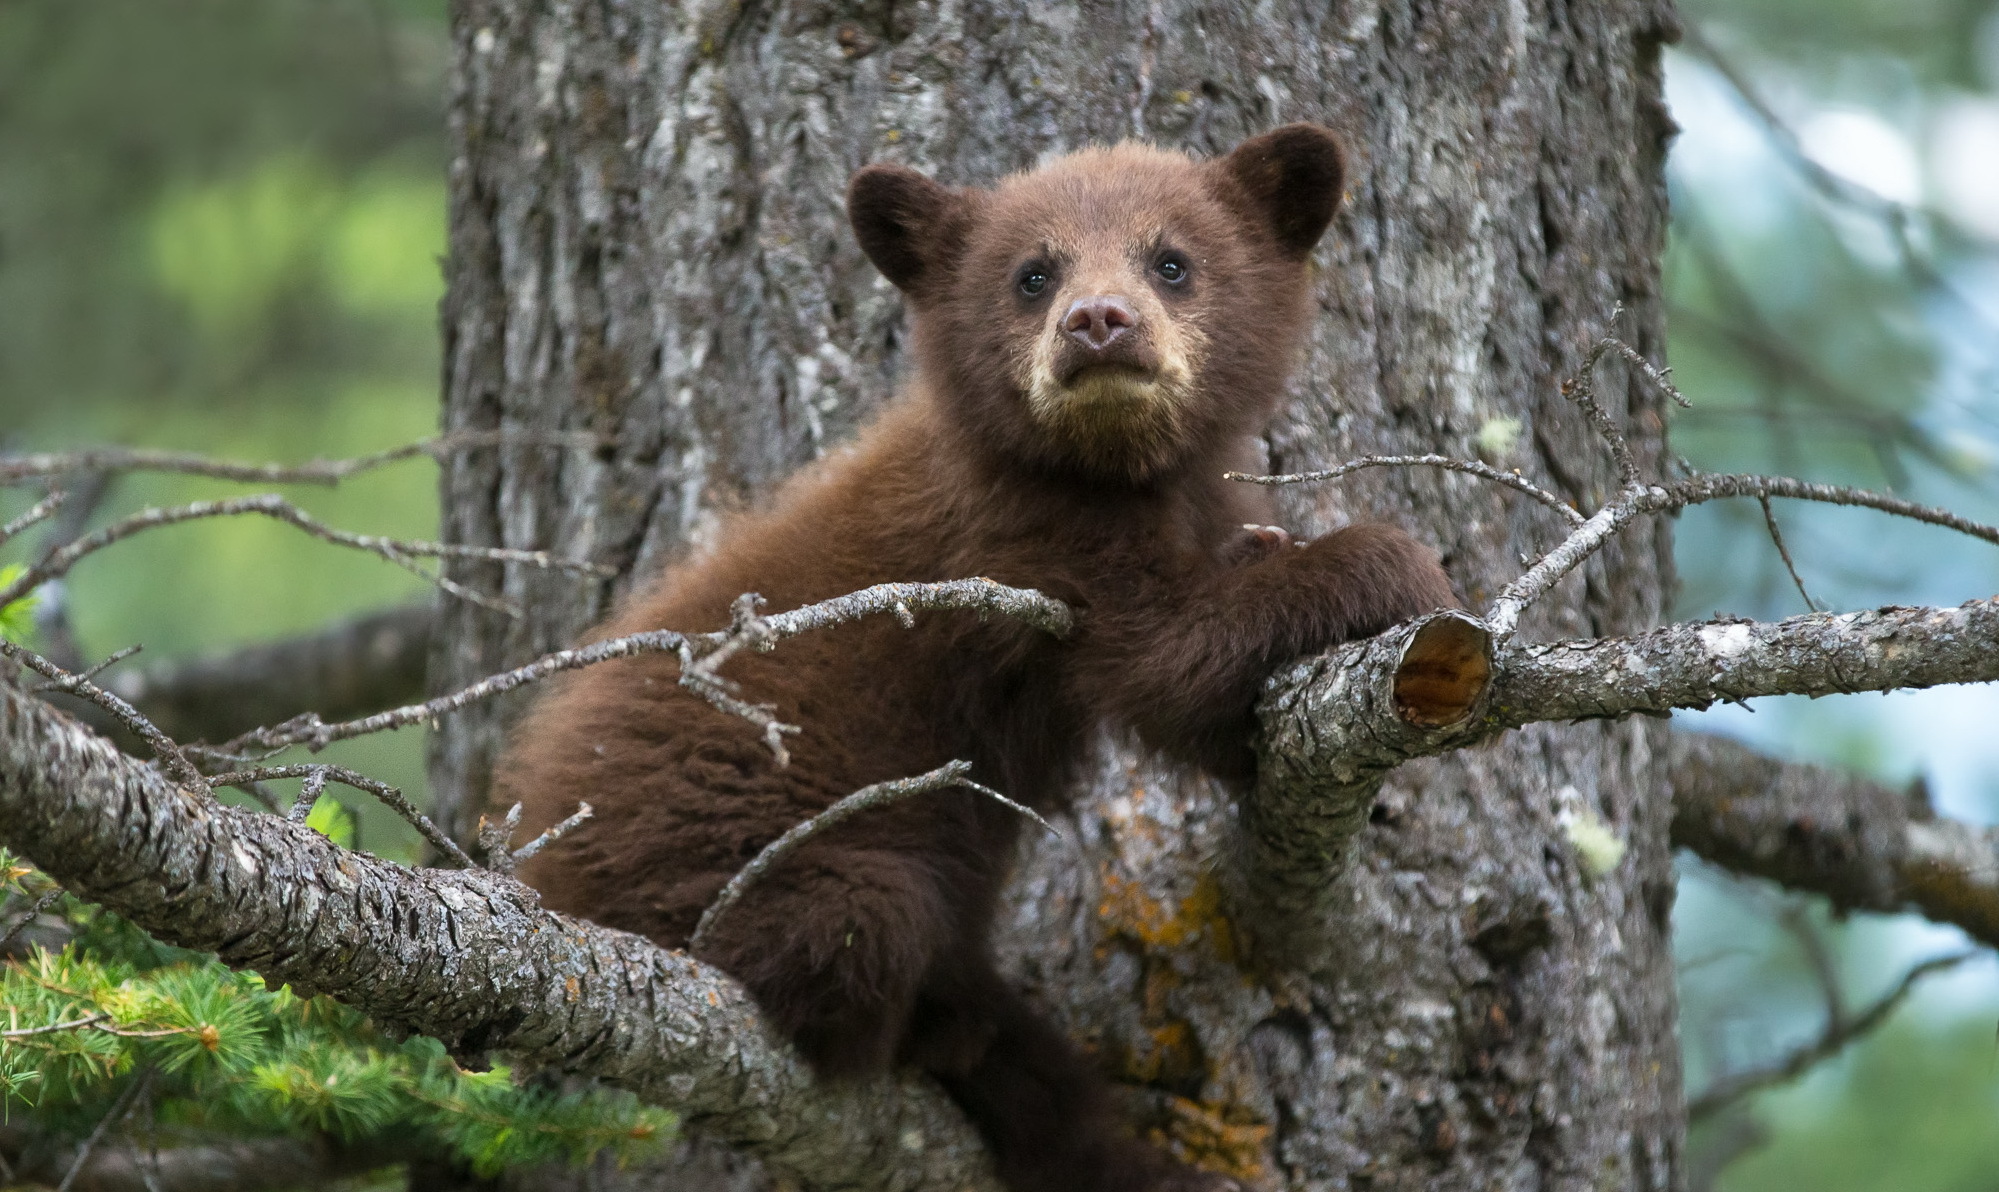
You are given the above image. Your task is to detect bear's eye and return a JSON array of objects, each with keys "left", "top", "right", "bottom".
[
  {"left": 1017, "top": 265, "right": 1050, "bottom": 298},
  {"left": 1154, "top": 254, "right": 1191, "bottom": 286}
]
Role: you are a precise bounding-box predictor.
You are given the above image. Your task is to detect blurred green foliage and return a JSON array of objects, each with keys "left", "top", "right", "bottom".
[
  {"left": 0, "top": 0, "right": 1995, "bottom": 1186},
  {"left": 1669, "top": 0, "right": 1999, "bottom": 1187},
  {"left": 0, "top": 0, "right": 450, "bottom": 858}
]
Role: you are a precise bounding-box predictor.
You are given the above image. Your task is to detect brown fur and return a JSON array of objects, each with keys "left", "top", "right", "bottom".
[{"left": 499, "top": 126, "right": 1454, "bottom": 1192}]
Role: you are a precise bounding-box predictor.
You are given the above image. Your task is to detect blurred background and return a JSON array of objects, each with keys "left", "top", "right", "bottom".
[{"left": 0, "top": 1, "right": 1995, "bottom": 1187}]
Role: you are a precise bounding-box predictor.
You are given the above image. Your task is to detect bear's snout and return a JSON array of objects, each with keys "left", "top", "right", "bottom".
[
  {"left": 1062, "top": 294, "right": 1138, "bottom": 351},
  {"left": 1051, "top": 293, "right": 1161, "bottom": 387}
]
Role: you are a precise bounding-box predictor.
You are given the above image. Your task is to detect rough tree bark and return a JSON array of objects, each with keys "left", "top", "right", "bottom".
[{"left": 434, "top": 2, "right": 1683, "bottom": 1189}]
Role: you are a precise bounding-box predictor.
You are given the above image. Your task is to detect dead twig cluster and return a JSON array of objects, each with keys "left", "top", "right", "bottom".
[{"left": 217, "top": 578, "right": 1072, "bottom": 765}]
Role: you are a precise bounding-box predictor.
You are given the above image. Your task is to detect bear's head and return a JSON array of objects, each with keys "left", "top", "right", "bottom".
[{"left": 848, "top": 124, "right": 1346, "bottom": 483}]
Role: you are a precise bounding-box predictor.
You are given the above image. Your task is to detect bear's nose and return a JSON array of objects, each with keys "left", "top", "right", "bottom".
[{"left": 1062, "top": 296, "right": 1138, "bottom": 351}]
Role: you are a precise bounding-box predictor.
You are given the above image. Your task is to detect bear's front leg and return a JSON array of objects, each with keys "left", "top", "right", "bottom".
[
  {"left": 1077, "top": 522, "right": 1455, "bottom": 786},
  {"left": 694, "top": 841, "right": 953, "bottom": 1078}
]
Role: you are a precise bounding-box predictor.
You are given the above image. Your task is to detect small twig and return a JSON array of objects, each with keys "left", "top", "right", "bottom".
[
  {"left": 224, "top": 579, "right": 1075, "bottom": 759},
  {"left": 1686, "top": 950, "right": 1974, "bottom": 1123},
  {"left": 0, "top": 490, "right": 66, "bottom": 549},
  {"left": 511, "top": 802, "right": 594, "bottom": 864},
  {"left": 285, "top": 769, "right": 332, "bottom": 823},
  {"left": 0, "top": 641, "right": 207, "bottom": 793},
  {"left": 28, "top": 473, "right": 117, "bottom": 672},
  {"left": 1486, "top": 471, "right": 1999, "bottom": 639},
  {"left": 1226, "top": 455, "right": 1586, "bottom": 526},
  {"left": 1562, "top": 310, "right": 1645, "bottom": 487},
  {"left": 0, "top": 494, "right": 614, "bottom": 622},
  {"left": 1757, "top": 496, "right": 1820, "bottom": 612},
  {"left": 26, "top": 645, "right": 142, "bottom": 694},
  {"left": 0, "top": 886, "right": 65, "bottom": 953},
  {"left": 0, "top": 1012, "right": 109, "bottom": 1039},
  {"left": 1779, "top": 902, "right": 1845, "bottom": 1026},
  {"left": 478, "top": 803, "right": 525, "bottom": 874},
  {"left": 56, "top": 1067, "right": 154, "bottom": 1192},
  {"left": 690, "top": 760, "right": 1056, "bottom": 952},
  {"left": 1587, "top": 329, "right": 1690, "bottom": 410},
  {"left": 0, "top": 429, "right": 603, "bottom": 488},
  {"left": 207, "top": 764, "right": 474, "bottom": 869}
]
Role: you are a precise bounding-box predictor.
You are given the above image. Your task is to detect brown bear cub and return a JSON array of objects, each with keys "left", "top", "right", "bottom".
[{"left": 500, "top": 125, "right": 1453, "bottom": 1192}]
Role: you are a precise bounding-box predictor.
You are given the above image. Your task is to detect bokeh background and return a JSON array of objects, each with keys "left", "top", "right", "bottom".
[{"left": 2, "top": 2, "right": 1995, "bottom": 1187}]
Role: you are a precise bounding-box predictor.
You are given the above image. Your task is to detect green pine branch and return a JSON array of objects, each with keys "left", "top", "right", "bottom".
[{"left": 1, "top": 850, "right": 675, "bottom": 1177}]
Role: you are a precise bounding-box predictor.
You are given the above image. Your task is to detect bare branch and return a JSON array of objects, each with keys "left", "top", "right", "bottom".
[
  {"left": 1756, "top": 495, "right": 1820, "bottom": 612},
  {"left": 1244, "top": 596, "right": 1999, "bottom": 962},
  {"left": 1, "top": 1013, "right": 110, "bottom": 1039},
  {"left": 1229, "top": 322, "right": 1999, "bottom": 645},
  {"left": 26, "top": 645, "right": 144, "bottom": 695},
  {"left": 477, "top": 803, "right": 525, "bottom": 875},
  {"left": 1487, "top": 472, "right": 1999, "bottom": 638},
  {"left": 0, "top": 494, "right": 612, "bottom": 620},
  {"left": 1226, "top": 455, "right": 1586, "bottom": 526},
  {"left": 0, "top": 641, "right": 207, "bottom": 793},
  {"left": 0, "top": 490, "right": 65, "bottom": 549},
  {"left": 0, "top": 1125, "right": 412, "bottom": 1192},
  {"left": 95, "top": 604, "right": 433, "bottom": 747},
  {"left": 0, "top": 677, "right": 1003, "bottom": 1192},
  {"left": 58, "top": 1068, "right": 154, "bottom": 1192},
  {"left": 510, "top": 802, "right": 594, "bottom": 864},
  {"left": 690, "top": 761, "right": 1057, "bottom": 953},
  {"left": 0, "top": 430, "right": 602, "bottom": 488},
  {"left": 286, "top": 770, "right": 331, "bottom": 824},
  {"left": 1668, "top": 732, "right": 1999, "bottom": 948},
  {"left": 0, "top": 886, "right": 65, "bottom": 954},
  {"left": 1562, "top": 315, "right": 1650, "bottom": 487},
  {"left": 1686, "top": 951, "right": 1974, "bottom": 1123},
  {"left": 225, "top": 579, "right": 1073, "bottom": 756},
  {"left": 206, "top": 764, "right": 475, "bottom": 870}
]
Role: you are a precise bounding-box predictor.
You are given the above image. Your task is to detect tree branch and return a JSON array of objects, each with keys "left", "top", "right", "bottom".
[
  {"left": 84, "top": 604, "right": 435, "bottom": 746},
  {"left": 1685, "top": 950, "right": 1974, "bottom": 1124},
  {"left": 1242, "top": 596, "right": 1999, "bottom": 962},
  {"left": 0, "top": 677, "right": 1002, "bottom": 1192},
  {"left": 1666, "top": 733, "right": 1999, "bottom": 947},
  {"left": 0, "top": 1124, "right": 410, "bottom": 1192}
]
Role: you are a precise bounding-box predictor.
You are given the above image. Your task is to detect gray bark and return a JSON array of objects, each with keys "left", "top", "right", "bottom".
[
  {"left": 433, "top": 2, "right": 1684, "bottom": 1188},
  {"left": 1667, "top": 733, "right": 1999, "bottom": 946},
  {"left": 12, "top": 586, "right": 1999, "bottom": 1189},
  {"left": 0, "top": 682, "right": 1003, "bottom": 1192}
]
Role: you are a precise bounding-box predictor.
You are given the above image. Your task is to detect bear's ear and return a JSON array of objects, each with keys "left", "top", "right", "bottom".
[
  {"left": 1213, "top": 123, "right": 1348, "bottom": 259},
  {"left": 847, "top": 163, "right": 969, "bottom": 297}
]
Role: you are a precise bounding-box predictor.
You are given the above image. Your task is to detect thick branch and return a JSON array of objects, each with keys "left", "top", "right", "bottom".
[
  {"left": 1244, "top": 596, "right": 1999, "bottom": 961},
  {"left": 1667, "top": 733, "right": 1999, "bottom": 947},
  {"left": 0, "top": 680, "right": 1000, "bottom": 1192}
]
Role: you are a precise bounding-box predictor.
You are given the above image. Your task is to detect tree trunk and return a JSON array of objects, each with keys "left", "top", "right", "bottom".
[{"left": 433, "top": 2, "right": 1686, "bottom": 1188}]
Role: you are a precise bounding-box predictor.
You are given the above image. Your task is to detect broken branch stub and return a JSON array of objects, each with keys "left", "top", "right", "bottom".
[{"left": 1240, "top": 611, "right": 1494, "bottom": 966}]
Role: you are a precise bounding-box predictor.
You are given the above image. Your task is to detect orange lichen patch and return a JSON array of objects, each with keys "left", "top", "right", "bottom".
[
  {"left": 1096, "top": 869, "right": 1238, "bottom": 963},
  {"left": 1151, "top": 1095, "right": 1270, "bottom": 1182},
  {"left": 1117, "top": 1014, "right": 1205, "bottom": 1089}
]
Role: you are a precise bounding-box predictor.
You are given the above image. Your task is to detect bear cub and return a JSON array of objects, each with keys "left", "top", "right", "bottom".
[{"left": 500, "top": 125, "right": 1454, "bottom": 1192}]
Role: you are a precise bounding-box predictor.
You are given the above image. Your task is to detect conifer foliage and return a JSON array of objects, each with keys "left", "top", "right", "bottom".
[{"left": 0, "top": 850, "right": 676, "bottom": 1181}]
